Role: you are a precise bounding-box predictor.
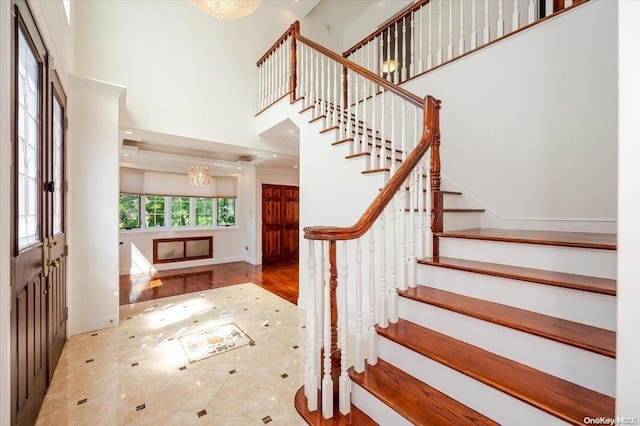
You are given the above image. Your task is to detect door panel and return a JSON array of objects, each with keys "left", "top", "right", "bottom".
[
  {"left": 262, "top": 184, "right": 299, "bottom": 264},
  {"left": 283, "top": 186, "right": 299, "bottom": 261},
  {"left": 262, "top": 185, "right": 283, "bottom": 263},
  {"left": 11, "top": 2, "right": 67, "bottom": 424}
]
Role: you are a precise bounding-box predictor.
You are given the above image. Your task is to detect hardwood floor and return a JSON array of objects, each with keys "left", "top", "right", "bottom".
[{"left": 119, "top": 261, "right": 299, "bottom": 305}]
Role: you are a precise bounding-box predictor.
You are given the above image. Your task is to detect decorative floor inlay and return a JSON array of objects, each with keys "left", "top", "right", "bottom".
[{"left": 36, "top": 283, "right": 305, "bottom": 425}]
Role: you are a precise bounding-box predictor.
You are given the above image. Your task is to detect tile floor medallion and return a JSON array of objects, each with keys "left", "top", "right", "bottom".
[
  {"left": 178, "top": 323, "right": 253, "bottom": 363},
  {"left": 36, "top": 283, "right": 307, "bottom": 425}
]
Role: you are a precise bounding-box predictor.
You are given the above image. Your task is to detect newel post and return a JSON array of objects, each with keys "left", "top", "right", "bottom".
[
  {"left": 429, "top": 97, "right": 443, "bottom": 257},
  {"left": 328, "top": 241, "right": 341, "bottom": 399},
  {"left": 290, "top": 21, "right": 300, "bottom": 103}
]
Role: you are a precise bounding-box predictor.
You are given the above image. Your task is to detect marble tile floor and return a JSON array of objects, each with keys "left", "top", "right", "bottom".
[{"left": 36, "top": 283, "right": 307, "bottom": 425}]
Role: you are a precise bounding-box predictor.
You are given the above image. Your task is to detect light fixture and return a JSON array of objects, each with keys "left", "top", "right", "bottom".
[
  {"left": 382, "top": 59, "right": 399, "bottom": 74},
  {"left": 189, "top": 164, "right": 213, "bottom": 186},
  {"left": 124, "top": 130, "right": 134, "bottom": 135},
  {"left": 189, "top": 0, "right": 261, "bottom": 20}
]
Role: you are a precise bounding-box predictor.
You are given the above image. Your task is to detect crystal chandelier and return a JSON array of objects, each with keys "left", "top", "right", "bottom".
[
  {"left": 188, "top": 164, "right": 213, "bottom": 186},
  {"left": 189, "top": 0, "right": 261, "bottom": 20}
]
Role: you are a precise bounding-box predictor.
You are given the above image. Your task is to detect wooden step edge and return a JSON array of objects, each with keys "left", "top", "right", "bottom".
[
  {"left": 362, "top": 168, "right": 390, "bottom": 175},
  {"left": 419, "top": 256, "right": 617, "bottom": 296},
  {"left": 377, "top": 320, "right": 615, "bottom": 425},
  {"left": 332, "top": 138, "right": 354, "bottom": 146},
  {"left": 320, "top": 125, "right": 340, "bottom": 134},
  {"left": 435, "top": 228, "right": 617, "bottom": 250},
  {"left": 346, "top": 152, "right": 402, "bottom": 163},
  {"left": 294, "top": 386, "right": 376, "bottom": 426},
  {"left": 349, "top": 360, "right": 499, "bottom": 425},
  {"left": 309, "top": 115, "right": 326, "bottom": 124},
  {"left": 299, "top": 105, "right": 315, "bottom": 114},
  {"left": 398, "top": 286, "right": 616, "bottom": 358},
  {"left": 404, "top": 208, "right": 485, "bottom": 213}
]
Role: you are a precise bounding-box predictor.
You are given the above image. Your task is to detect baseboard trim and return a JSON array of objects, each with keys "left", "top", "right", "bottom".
[{"left": 68, "top": 315, "right": 118, "bottom": 337}]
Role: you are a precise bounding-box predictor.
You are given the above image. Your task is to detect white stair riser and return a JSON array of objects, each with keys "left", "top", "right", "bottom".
[
  {"left": 398, "top": 297, "right": 615, "bottom": 396},
  {"left": 351, "top": 382, "right": 412, "bottom": 426},
  {"left": 440, "top": 237, "right": 617, "bottom": 279},
  {"left": 377, "top": 337, "right": 568, "bottom": 426},
  {"left": 443, "top": 211, "right": 482, "bottom": 231},
  {"left": 417, "top": 265, "right": 616, "bottom": 330}
]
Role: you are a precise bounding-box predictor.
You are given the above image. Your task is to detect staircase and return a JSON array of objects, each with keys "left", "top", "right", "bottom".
[{"left": 255, "top": 3, "right": 615, "bottom": 424}]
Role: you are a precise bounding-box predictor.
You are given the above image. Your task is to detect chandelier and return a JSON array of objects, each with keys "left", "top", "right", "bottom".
[
  {"left": 189, "top": 0, "right": 261, "bottom": 20},
  {"left": 188, "top": 164, "right": 213, "bottom": 186}
]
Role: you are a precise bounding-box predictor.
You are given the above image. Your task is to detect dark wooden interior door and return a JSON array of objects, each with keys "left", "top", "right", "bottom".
[
  {"left": 11, "top": 2, "right": 67, "bottom": 424},
  {"left": 262, "top": 184, "right": 299, "bottom": 264}
]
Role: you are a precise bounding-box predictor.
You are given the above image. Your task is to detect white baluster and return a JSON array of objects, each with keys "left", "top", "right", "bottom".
[
  {"left": 354, "top": 238, "right": 365, "bottom": 373},
  {"left": 401, "top": 19, "right": 407, "bottom": 82},
  {"left": 321, "top": 242, "right": 333, "bottom": 419},
  {"left": 278, "top": 44, "right": 283, "bottom": 99},
  {"left": 409, "top": 14, "right": 415, "bottom": 78},
  {"left": 257, "top": 63, "right": 262, "bottom": 111},
  {"left": 339, "top": 66, "right": 345, "bottom": 139},
  {"left": 399, "top": 100, "right": 407, "bottom": 291},
  {"left": 339, "top": 241, "right": 350, "bottom": 415},
  {"left": 418, "top": 162, "right": 425, "bottom": 260},
  {"left": 326, "top": 55, "right": 331, "bottom": 122},
  {"left": 427, "top": 2, "right": 433, "bottom": 69},
  {"left": 314, "top": 50, "right": 320, "bottom": 115},
  {"left": 390, "top": 95, "right": 396, "bottom": 174},
  {"left": 497, "top": 0, "right": 505, "bottom": 37},
  {"left": 380, "top": 89, "right": 386, "bottom": 169},
  {"left": 471, "top": 0, "right": 478, "bottom": 49},
  {"left": 418, "top": 8, "right": 424, "bottom": 74},
  {"left": 362, "top": 72, "right": 368, "bottom": 157},
  {"left": 378, "top": 211, "right": 388, "bottom": 328},
  {"left": 394, "top": 22, "right": 399, "bottom": 84},
  {"left": 305, "top": 240, "right": 318, "bottom": 411},
  {"left": 459, "top": 0, "right": 465, "bottom": 55},
  {"left": 386, "top": 28, "right": 392, "bottom": 82},
  {"left": 408, "top": 169, "right": 417, "bottom": 288},
  {"left": 353, "top": 69, "right": 361, "bottom": 153},
  {"left": 448, "top": 0, "right": 453, "bottom": 60},
  {"left": 316, "top": 238, "right": 324, "bottom": 388},
  {"left": 370, "top": 90, "right": 377, "bottom": 170},
  {"left": 389, "top": 195, "right": 398, "bottom": 324},
  {"left": 379, "top": 32, "right": 384, "bottom": 79},
  {"left": 484, "top": 0, "right": 490, "bottom": 44},
  {"left": 528, "top": 0, "right": 535, "bottom": 24},
  {"left": 346, "top": 70, "right": 352, "bottom": 145},
  {"left": 512, "top": 0, "right": 520, "bottom": 31},
  {"left": 320, "top": 54, "right": 325, "bottom": 117},
  {"left": 333, "top": 60, "right": 338, "bottom": 127},
  {"left": 367, "top": 229, "right": 377, "bottom": 365},
  {"left": 437, "top": 0, "right": 443, "bottom": 65}
]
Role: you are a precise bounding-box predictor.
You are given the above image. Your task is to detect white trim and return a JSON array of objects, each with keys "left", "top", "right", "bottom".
[
  {"left": 119, "top": 255, "right": 246, "bottom": 276},
  {"left": 68, "top": 314, "right": 118, "bottom": 337},
  {"left": 69, "top": 74, "right": 127, "bottom": 108}
]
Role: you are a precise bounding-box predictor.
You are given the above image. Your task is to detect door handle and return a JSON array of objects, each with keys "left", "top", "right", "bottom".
[{"left": 42, "top": 236, "right": 50, "bottom": 278}]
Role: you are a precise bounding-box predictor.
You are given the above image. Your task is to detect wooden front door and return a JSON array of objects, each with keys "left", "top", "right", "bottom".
[
  {"left": 10, "top": 2, "right": 68, "bottom": 424},
  {"left": 262, "top": 184, "right": 299, "bottom": 264}
]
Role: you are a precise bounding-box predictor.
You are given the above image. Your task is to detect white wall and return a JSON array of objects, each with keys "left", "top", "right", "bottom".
[
  {"left": 401, "top": 0, "right": 617, "bottom": 231},
  {"left": 67, "top": 76, "right": 124, "bottom": 335},
  {"left": 617, "top": 0, "right": 640, "bottom": 417},
  {"left": 0, "top": 1, "right": 11, "bottom": 422},
  {"left": 342, "top": 0, "right": 413, "bottom": 51},
  {"left": 119, "top": 228, "right": 245, "bottom": 275},
  {"left": 73, "top": 1, "right": 340, "bottom": 155}
]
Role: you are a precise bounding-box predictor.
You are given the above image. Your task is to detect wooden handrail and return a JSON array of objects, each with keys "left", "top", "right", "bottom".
[
  {"left": 343, "top": 0, "right": 430, "bottom": 57},
  {"left": 257, "top": 21, "right": 299, "bottom": 67},
  {"left": 296, "top": 34, "right": 423, "bottom": 109},
  {"left": 303, "top": 95, "right": 441, "bottom": 241}
]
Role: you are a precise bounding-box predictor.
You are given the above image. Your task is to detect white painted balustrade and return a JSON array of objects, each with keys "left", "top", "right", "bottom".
[{"left": 343, "top": 0, "right": 577, "bottom": 85}]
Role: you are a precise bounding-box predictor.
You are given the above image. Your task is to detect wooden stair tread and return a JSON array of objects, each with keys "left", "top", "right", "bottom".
[
  {"left": 398, "top": 286, "right": 615, "bottom": 357},
  {"left": 404, "top": 208, "right": 485, "bottom": 212},
  {"left": 294, "top": 387, "right": 375, "bottom": 426},
  {"left": 362, "top": 168, "right": 390, "bottom": 175},
  {"left": 345, "top": 152, "right": 402, "bottom": 163},
  {"left": 420, "top": 256, "right": 616, "bottom": 296},
  {"left": 349, "top": 359, "right": 499, "bottom": 425},
  {"left": 436, "top": 228, "right": 617, "bottom": 250},
  {"left": 378, "top": 320, "right": 615, "bottom": 425}
]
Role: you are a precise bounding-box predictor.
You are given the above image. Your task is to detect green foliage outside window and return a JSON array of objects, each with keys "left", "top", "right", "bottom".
[
  {"left": 171, "top": 197, "right": 190, "bottom": 226},
  {"left": 119, "top": 194, "right": 140, "bottom": 229},
  {"left": 217, "top": 198, "right": 236, "bottom": 226},
  {"left": 195, "top": 197, "right": 214, "bottom": 226},
  {"left": 145, "top": 195, "right": 165, "bottom": 227}
]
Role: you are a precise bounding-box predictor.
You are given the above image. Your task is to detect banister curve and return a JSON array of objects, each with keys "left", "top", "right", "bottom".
[
  {"left": 296, "top": 34, "right": 423, "bottom": 108},
  {"left": 304, "top": 95, "right": 441, "bottom": 241}
]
